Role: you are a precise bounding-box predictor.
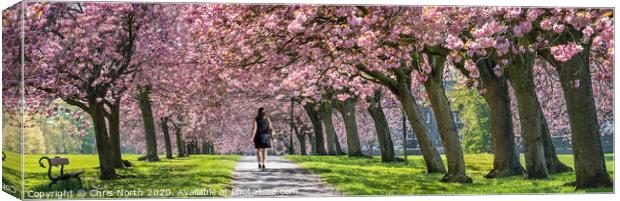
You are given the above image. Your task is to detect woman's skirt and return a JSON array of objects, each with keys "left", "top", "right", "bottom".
[{"left": 254, "top": 133, "right": 271, "bottom": 148}]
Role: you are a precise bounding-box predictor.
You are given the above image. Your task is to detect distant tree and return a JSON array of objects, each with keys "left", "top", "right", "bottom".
[
  {"left": 24, "top": 117, "right": 47, "bottom": 154},
  {"left": 448, "top": 85, "right": 492, "bottom": 154},
  {"left": 80, "top": 128, "right": 96, "bottom": 154},
  {"left": 2, "top": 113, "right": 21, "bottom": 153},
  {"left": 44, "top": 117, "right": 83, "bottom": 154}
]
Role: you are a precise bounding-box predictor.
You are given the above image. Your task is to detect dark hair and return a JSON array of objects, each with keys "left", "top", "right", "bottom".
[{"left": 256, "top": 107, "right": 266, "bottom": 120}]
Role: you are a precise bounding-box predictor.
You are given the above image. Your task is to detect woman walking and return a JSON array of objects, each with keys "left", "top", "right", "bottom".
[{"left": 252, "top": 107, "right": 273, "bottom": 170}]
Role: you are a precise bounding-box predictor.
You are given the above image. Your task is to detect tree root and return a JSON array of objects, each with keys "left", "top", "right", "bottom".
[
  {"left": 99, "top": 174, "right": 137, "bottom": 180},
  {"left": 485, "top": 167, "right": 525, "bottom": 178},
  {"left": 440, "top": 173, "right": 473, "bottom": 183},
  {"left": 137, "top": 155, "right": 161, "bottom": 162},
  {"left": 547, "top": 162, "right": 573, "bottom": 174},
  {"left": 348, "top": 154, "right": 373, "bottom": 159}
]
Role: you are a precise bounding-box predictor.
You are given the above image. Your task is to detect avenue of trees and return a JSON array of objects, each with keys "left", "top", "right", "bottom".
[{"left": 2, "top": 3, "right": 614, "bottom": 189}]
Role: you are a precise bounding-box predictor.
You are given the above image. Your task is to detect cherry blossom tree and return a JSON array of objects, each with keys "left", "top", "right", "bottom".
[
  {"left": 444, "top": 7, "right": 612, "bottom": 186},
  {"left": 4, "top": 2, "right": 613, "bottom": 189},
  {"left": 19, "top": 2, "right": 188, "bottom": 178},
  {"left": 533, "top": 9, "right": 613, "bottom": 188}
]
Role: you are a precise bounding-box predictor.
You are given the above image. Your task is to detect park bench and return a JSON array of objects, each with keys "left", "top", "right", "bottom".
[{"left": 39, "top": 156, "right": 85, "bottom": 190}]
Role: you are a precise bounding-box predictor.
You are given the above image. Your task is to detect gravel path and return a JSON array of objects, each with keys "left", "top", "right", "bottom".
[{"left": 230, "top": 156, "right": 339, "bottom": 197}]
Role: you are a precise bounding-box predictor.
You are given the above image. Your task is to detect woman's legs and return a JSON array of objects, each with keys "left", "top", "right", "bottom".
[
  {"left": 262, "top": 148, "right": 268, "bottom": 166},
  {"left": 256, "top": 148, "right": 262, "bottom": 166}
]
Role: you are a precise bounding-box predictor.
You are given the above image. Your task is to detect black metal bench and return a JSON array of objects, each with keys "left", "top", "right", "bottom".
[{"left": 39, "top": 156, "right": 85, "bottom": 190}]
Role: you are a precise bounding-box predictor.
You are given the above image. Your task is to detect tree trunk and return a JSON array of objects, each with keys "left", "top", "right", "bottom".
[
  {"left": 88, "top": 98, "right": 118, "bottom": 179},
  {"left": 209, "top": 142, "right": 215, "bottom": 154},
  {"left": 550, "top": 44, "right": 611, "bottom": 189},
  {"left": 334, "top": 132, "right": 344, "bottom": 155},
  {"left": 298, "top": 133, "right": 307, "bottom": 155},
  {"left": 202, "top": 141, "right": 211, "bottom": 155},
  {"left": 186, "top": 142, "right": 193, "bottom": 155},
  {"left": 297, "top": 129, "right": 308, "bottom": 155},
  {"left": 292, "top": 118, "right": 308, "bottom": 155},
  {"left": 367, "top": 89, "right": 396, "bottom": 162},
  {"left": 161, "top": 117, "right": 174, "bottom": 159},
  {"left": 423, "top": 55, "right": 471, "bottom": 183},
  {"left": 201, "top": 141, "right": 207, "bottom": 154},
  {"left": 137, "top": 86, "right": 160, "bottom": 162},
  {"left": 107, "top": 99, "right": 125, "bottom": 168},
  {"left": 195, "top": 141, "right": 200, "bottom": 154},
  {"left": 506, "top": 54, "right": 548, "bottom": 179},
  {"left": 309, "top": 132, "right": 316, "bottom": 154},
  {"left": 482, "top": 84, "right": 525, "bottom": 178},
  {"left": 319, "top": 101, "right": 338, "bottom": 155},
  {"left": 333, "top": 99, "right": 364, "bottom": 157},
  {"left": 539, "top": 105, "right": 573, "bottom": 173},
  {"left": 207, "top": 142, "right": 212, "bottom": 154},
  {"left": 303, "top": 103, "right": 327, "bottom": 155},
  {"left": 174, "top": 124, "right": 187, "bottom": 157},
  {"left": 208, "top": 143, "right": 212, "bottom": 154},
  {"left": 191, "top": 141, "right": 197, "bottom": 155},
  {"left": 390, "top": 69, "right": 446, "bottom": 173},
  {"left": 467, "top": 58, "right": 525, "bottom": 178}
]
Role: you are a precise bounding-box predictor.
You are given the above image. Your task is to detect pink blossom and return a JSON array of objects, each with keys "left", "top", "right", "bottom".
[
  {"left": 572, "top": 79, "right": 581, "bottom": 88},
  {"left": 582, "top": 26, "right": 594, "bottom": 42},
  {"left": 512, "top": 25, "right": 523, "bottom": 37},
  {"left": 493, "top": 65, "right": 503, "bottom": 77},
  {"left": 356, "top": 30, "right": 377, "bottom": 50},
  {"left": 421, "top": 54, "right": 432, "bottom": 73},
  {"left": 416, "top": 72, "right": 428, "bottom": 82},
  {"left": 520, "top": 21, "right": 533, "bottom": 33},
  {"left": 469, "top": 69, "right": 480, "bottom": 78},
  {"left": 501, "top": 59, "right": 509, "bottom": 66},
  {"left": 265, "top": 14, "right": 279, "bottom": 29},
  {"left": 464, "top": 59, "right": 477, "bottom": 71},
  {"left": 550, "top": 42, "right": 584, "bottom": 62},
  {"left": 526, "top": 9, "right": 544, "bottom": 22},
  {"left": 540, "top": 18, "right": 553, "bottom": 30},
  {"left": 445, "top": 34, "right": 464, "bottom": 50},
  {"left": 512, "top": 21, "right": 532, "bottom": 37},
  {"left": 552, "top": 24, "right": 565, "bottom": 33},
  {"left": 582, "top": 26, "right": 594, "bottom": 37},
  {"left": 287, "top": 13, "right": 307, "bottom": 33},
  {"left": 336, "top": 94, "right": 349, "bottom": 101},
  {"left": 471, "top": 28, "right": 489, "bottom": 38},
  {"left": 476, "top": 37, "right": 495, "bottom": 49},
  {"left": 494, "top": 38, "right": 510, "bottom": 56}
]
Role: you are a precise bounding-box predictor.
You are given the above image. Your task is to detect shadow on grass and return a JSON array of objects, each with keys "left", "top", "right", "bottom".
[
  {"left": 2, "top": 170, "right": 22, "bottom": 199},
  {"left": 30, "top": 178, "right": 83, "bottom": 193},
  {"left": 286, "top": 154, "right": 614, "bottom": 195},
  {"left": 20, "top": 155, "right": 239, "bottom": 198}
]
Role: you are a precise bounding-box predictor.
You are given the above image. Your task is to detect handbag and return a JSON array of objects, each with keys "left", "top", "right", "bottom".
[{"left": 260, "top": 133, "right": 270, "bottom": 144}]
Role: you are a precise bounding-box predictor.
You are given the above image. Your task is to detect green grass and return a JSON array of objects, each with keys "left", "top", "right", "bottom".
[
  {"left": 286, "top": 154, "right": 614, "bottom": 195},
  {"left": 2, "top": 151, "right": 239, "bottom": 198},
  {"left": 3, "top": 152, "right": 614, "bottom": 197},
  {"left": 2, "top": 151, "right": 23, "bottom": 198}
]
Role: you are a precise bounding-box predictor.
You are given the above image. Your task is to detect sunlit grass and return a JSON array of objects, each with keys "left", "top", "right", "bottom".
[
  {"left": 286, "top": 154, "right": 614, "bottom": 195},
  {"left": 2, "top": 151, "right": 23, "bottom": 198},
  {"left": 3, "top": 151, "right": 614, "bottom": 197},
  {"left": 2, "top": 152, "right": 239, "bottom": 198}
]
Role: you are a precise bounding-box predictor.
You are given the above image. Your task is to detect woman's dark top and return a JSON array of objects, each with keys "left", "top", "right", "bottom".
[{"left": 253, "top": 117, "right": 271, "bottom": 148}]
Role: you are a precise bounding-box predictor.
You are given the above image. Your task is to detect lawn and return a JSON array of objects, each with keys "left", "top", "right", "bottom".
[
  {"left": 2, "top": 151, "right": 22, "bottom": 198},
  {"left": 286, "top": 154, "right": 614, "bottom": 195},
  {"left": 2, "top": 151, "right": 239, "bottom": 199}
]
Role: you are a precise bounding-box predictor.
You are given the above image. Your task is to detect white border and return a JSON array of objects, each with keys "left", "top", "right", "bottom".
[{"left": 1, "top": 1, "right": 618, "bottom": 201}]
